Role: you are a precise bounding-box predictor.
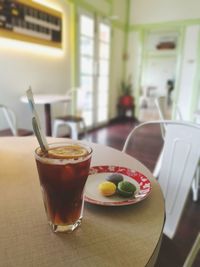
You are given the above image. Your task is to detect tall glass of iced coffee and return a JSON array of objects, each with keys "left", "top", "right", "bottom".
[{"left": 35, "top": 141, "right": 93, "bottom": 233}]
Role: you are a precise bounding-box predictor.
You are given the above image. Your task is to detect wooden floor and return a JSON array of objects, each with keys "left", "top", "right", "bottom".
[{"left": 87, "top": 119, "right": 200, "bottom": 267}]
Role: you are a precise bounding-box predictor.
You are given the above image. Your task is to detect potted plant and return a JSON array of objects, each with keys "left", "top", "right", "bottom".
[
  {"left": 119, "top": 76, "right": 134, "bottom": 107},
  {"left": 117, "top": 75, "right": 135, "bottom": 118}
]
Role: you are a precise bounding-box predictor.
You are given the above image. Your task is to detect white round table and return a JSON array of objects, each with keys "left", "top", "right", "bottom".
[{"left": 20, "top": 94, "right": 71, "bottom": 136}]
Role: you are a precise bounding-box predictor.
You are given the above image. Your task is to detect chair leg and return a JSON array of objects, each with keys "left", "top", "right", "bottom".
[
  {"left": 70, "top": 120, "right": 87, "bottom": 140},
  {"left": 53, "top": 120, "right": 87, "bottom": 140},
  {"left": 153, "top": 148, "right": 164, "bottom": 178},
  {"left": 192, "top": 165, "right": 200, "bottom": 202},
  {"left": 183, "top": 232, "right": 200, "bottom": 267},
  {"left": 81, "top": 120, "right": 87, "bottom": 140},
  {"left": 70, "top": 123, "right": 79, "bottom": 140},
  {"left": 53, "top": 121, "right": 61, "bottom": 137}
]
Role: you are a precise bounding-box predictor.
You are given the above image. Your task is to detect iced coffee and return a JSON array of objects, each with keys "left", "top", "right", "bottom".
[{"left": 35, "top": 142, "right": 92, "bottom": 233}]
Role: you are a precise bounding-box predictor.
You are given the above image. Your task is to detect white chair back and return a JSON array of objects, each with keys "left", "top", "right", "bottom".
[
  {"left": 154, "top": 96, "right": 167, "bottom": 121},
  {"left": 53, "top": 88, "right": 88, "bottom": 139},
  {"left": 155, "top": 96, "right": 199, "bottom": 202},
  {"left": 122, "top": 120, "right": 200, "bottom": 239},
  {"left": 0, "top": 105, "right": 17, "bottom": 136},
  {"left": 155, "top": 96, "right": 183, "bottom": 139}
]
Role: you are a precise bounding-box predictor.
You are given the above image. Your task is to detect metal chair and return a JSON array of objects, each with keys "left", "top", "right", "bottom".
[
  {"left": 0, "top": 104, "right": 17, "bottom": 135},
  {"left": 0, "top": 104, "right": 32, "bottom": 136},
  {"left": 122, "top": 120, "right": 200, "bottom": 239},
  {"left": 155, "top": 96, "right": 199, "bottom": 202},
  {"left": 154, "top": 95, "right": 182, "bottom": 138},
  {"left": 53, "top": 88, "right": 87, "bottom": 140},
  {"left": 153, "top": 96, "right": 175, "bottom": 177},
  {"left": 183, "top": 232, "right": 200, "bottom": 267}
]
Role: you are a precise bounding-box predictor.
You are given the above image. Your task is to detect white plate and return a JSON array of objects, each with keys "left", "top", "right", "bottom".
[{"left": 84, "top": 165, "right": 152, "bottom": 206}]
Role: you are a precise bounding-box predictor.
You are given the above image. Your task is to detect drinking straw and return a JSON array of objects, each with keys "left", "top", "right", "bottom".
[{"left": 26, "top": 87, "right": 49, "bottom": 153}]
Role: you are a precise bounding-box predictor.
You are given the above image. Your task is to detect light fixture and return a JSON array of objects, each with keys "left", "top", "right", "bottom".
[
  {"left": 32, "top": 0, "right": 61, "bottom": 11},
  {"left": 0, "top": 37, "right": 64, "bottom": 57}
]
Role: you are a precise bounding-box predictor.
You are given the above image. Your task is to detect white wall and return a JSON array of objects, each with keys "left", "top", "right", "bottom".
[
  {"left": 177, "top": 25, "right": 199, "bottom": 120},
  {"left": 112, "top": 0, "right": 127, "bottom": 23},
  {"left": 0, "top": 0, "right": 71, "bottom": 131},
  {"left": 127, "top": 31, "right": 142, "bottom": 97},
  {"left": 130, "top": 0, "right": 200, "bottom": 24},
  {"left": 84, "top": 0, "right": 110, "bottom": 15},
  {"left": 109, "top": 28, "right": 125, "bottom": 118},
  {"left": 108, "top": 0, "right": 127, "bottom": 119}
]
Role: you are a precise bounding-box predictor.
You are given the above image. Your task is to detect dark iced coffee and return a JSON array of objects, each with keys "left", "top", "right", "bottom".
[{"left": 35, "top": 142, "right": 92, "bottom": 233}]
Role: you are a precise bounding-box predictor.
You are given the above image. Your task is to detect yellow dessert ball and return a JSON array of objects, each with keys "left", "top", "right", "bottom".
[{"left": 99, "top": 181, "right": 116, "bottom": 196}]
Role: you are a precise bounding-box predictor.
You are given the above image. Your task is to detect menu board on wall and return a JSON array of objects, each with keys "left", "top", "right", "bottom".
[{"left": 0, "top": 0, "right": 62, "bottom": 48}]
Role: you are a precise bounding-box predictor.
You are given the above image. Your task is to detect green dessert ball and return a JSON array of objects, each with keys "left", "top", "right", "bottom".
[
  {"left": 117, "top": 181, "right": 136, "bottom": 197},
  {"left": 106, "top": 173, "right": 124, "bottom": 185}
]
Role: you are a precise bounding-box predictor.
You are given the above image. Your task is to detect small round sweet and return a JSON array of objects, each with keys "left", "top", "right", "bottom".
[
  {"left": 106, "top": 173, "right": 124, "bottom": 185},
  {"left": 117, "top": 181, "right": 136, "bottom": 197},
  {"left": 98, "top": 181, "right": 116, "bottom": 196}
]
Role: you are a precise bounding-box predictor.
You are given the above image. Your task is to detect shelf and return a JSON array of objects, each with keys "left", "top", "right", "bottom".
[{"left": 145, "top": 30, "right": 179, "bottom": 56}]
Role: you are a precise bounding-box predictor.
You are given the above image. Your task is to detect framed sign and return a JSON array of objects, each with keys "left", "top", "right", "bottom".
[{"left": 0, "top": 0, "right": 62, "bottom": 48}]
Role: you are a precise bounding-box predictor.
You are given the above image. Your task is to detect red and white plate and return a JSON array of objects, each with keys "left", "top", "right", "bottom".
[{"left": 84, "top": 165, "right": 152, "bottom": 206}]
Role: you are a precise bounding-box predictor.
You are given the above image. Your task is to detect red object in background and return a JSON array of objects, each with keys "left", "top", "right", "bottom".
[{"left": 119, "top": 95, "right": 134, "bottom": 107}]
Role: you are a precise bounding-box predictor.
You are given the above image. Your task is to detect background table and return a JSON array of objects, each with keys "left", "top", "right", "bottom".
[
  {"left": 21, "top": 94, "right": 71, "bottom": 136},
  {"left": 0, "top": 137, "right": 165, "bottom": 267}
]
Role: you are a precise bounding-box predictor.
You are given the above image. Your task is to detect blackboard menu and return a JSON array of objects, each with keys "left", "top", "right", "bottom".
[{"left": 0, "top": 0, "right": 62, "bottom": 48}]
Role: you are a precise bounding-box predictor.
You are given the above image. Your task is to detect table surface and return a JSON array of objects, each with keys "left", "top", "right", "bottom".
[
  {"left": 0, "top": 137, "right": 165, "bottom": 267},
  {"left": 20, "top": 94, "right": 71, "bottom": 104}
]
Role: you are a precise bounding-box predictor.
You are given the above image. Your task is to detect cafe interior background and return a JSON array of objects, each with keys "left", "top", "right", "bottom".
[
  {"left": 0, "top": 0, "right": 200, "bottom": 265},
  {"left": 1, "top": 0, "right": 200, "bottom": 132}
]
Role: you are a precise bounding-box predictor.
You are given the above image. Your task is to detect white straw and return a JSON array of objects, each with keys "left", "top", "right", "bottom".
[{"left": 26, "top": 87, "right": 49, "bottom": 152}]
